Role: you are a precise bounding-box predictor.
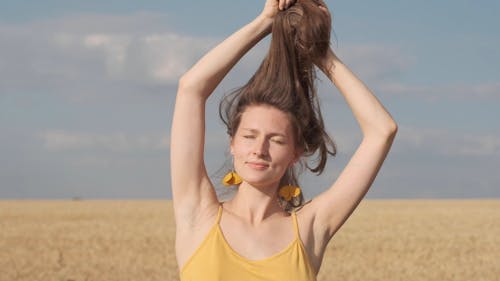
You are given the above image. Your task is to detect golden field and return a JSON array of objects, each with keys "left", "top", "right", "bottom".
[{"left": 1, "top": 200, "right": 499, "bottom": 281}]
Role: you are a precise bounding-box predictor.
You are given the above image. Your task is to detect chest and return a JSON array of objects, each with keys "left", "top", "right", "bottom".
[
  {"left": 218, "top": 215, "right": 296, "bottom": 260},
  {"left": 180, "top": 216, "right": 318, "bottom": 281}
]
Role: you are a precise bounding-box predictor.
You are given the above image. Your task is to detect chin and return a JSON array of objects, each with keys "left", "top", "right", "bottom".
[
  {"left": 241, "top": 175, "right": 279, "bottom": 189},
  {"left": 237, "top": 167, "right": 283, "bottom": 188}
]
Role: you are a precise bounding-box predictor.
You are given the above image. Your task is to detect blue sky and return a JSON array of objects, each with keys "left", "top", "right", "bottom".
[{"left": 1, "top": 0, "right": 499, "bottom": 199}]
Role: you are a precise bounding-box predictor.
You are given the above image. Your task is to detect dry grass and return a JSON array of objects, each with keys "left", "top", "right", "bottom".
[
  {"left": 1, "top": 200, "right": 498, "bottom": 281},
  {"left": 319, "top": 200, "right": 500, "bottom": 281}
]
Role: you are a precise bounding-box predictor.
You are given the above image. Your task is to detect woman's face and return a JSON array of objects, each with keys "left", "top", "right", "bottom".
[{"left": 230, "top": 105, "right": 299, "bottom": 189}]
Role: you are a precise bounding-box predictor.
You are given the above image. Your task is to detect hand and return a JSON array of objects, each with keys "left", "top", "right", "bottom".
[
  {"left": 314, "top": 0, "right": 330, "bottom": 14},
  {"left": 315, "top": 47, "right": 339, "bottom": 75},
  {"left": 260, "top": 0, "right": 297, "bottom": 20}
]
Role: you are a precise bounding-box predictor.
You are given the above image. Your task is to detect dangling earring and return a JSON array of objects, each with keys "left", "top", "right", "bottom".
[
  {"left": 279, "top": 184, "right": 301, "bottom": 202},
  {"left": 222, "top": 158, "right": 242, "bottom": 186},
  {"left": 278, "top": 167, "right": 302, "bottom": 202},
  {"left": 222, "top": 171, "right": 242, "bottom": 186}
]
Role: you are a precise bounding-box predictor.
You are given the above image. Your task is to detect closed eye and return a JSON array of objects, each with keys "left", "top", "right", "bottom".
[{"left": 271, "top": 139, "right": 286, "bottom": 145}]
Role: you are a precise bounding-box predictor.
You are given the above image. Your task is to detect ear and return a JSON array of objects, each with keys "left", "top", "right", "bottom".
[{"left": 291, "top": 148, "right": 303, "bottom": 166}]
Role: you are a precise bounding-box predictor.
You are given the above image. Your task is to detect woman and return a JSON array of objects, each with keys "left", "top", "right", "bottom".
[{"left": 170, "top": 0, "right": 397, "bottom": 280}]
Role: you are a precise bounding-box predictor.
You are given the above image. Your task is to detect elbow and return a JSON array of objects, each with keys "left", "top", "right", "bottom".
[
  {"left": 177, "top": 73, "right": 194, "bottom": 92},
  {"left": 381, "top": 116, "right": 398, "bottom": 139},
  {"left": 366, "top": 119, "right": 398, "bottom": 141},
  {"left": 386, "top": 119, "right": 398, "bottom": 138},
  {"left": 382, "top": 120, "right": 398, "bottom": 144},
  {"left": 177, "top": 73, "right": 208, "bottom": 98}
]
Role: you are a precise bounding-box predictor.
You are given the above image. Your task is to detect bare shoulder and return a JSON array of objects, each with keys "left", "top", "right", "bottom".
[
  {"left": 295, "top": 200, "right": 328, "bottom": 238},
  {"left": 175, "top": 199, "right": 221, "bottom": 270},
  {"left": 174, "top": 193, "right": 221, "bottom": 231},
  {"left": 294, "top": 200, "right": 331, "bottom": 273}
]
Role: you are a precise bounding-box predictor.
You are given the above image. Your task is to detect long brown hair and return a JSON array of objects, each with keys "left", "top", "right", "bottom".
[{"left": 219, "top": 0, "right": 336, "bottom": 211}]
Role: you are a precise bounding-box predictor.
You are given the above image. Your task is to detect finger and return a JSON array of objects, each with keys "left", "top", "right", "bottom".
[{"left": 279, "top": 0, "right": 286, "bottom": 10}]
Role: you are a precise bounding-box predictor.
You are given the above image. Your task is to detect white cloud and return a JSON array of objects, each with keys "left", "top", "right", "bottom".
[
  {"left": 74, "top": 31, "right": 213, "bottom": 83},
  {"left": 6, "top": 14, "right": 495, "bottom": 104},
  {"left": 0, "top": 13, "right": 215, "bottom": 99},
  {"left": 395, "top": 126, "right": 500, "bottom": 156},
  {"left": 335, "top": 44, "right": 415, "bottom": 80},
  {"left": 82, "top": 33, "right": 130, "bottom": 76},
  {"left": 334, "top": 44, "right": 500, "bottom": 101},
  {"left": 453, "top": 135, "right": 500, "bottom": 156},
  {"left": 39, "top": 130, "right": 168, "bottom": 152},
  {"left": 376, "top": 82, "right": 500, "bottom": 101}
]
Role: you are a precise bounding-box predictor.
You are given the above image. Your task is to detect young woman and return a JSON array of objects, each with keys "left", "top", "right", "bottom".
[{"left": 170, "top": 0, "right": 397, "bottom": 280}]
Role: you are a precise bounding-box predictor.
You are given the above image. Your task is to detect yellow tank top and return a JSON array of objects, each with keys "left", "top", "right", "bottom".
[{"left": 180, "top": 205, "right": 317, "bottom": 281}]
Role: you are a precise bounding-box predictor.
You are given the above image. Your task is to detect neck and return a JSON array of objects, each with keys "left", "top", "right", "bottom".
[{"left": 225, "top": 181, "right": 285, "bottom": 225}]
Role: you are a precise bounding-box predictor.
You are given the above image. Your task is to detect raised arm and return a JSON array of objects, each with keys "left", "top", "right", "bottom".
[
  {"left": 170, "top": 1, "right": 293, "bottom": 224},
  {"left": 308, "top": 48, "right": 398, "bottom": 238}
]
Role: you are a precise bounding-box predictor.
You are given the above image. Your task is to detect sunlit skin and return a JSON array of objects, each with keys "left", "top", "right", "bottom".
[
  {"left": 170, "top": 0, "right": 398, "bottom": 274},
  {"left": 230, "top": 105, "right": 300, "bottom": 193}
]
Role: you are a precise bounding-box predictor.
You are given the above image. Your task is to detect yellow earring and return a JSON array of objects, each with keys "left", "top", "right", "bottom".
[
  {"left": 278, "top": 184, "right": 301, "bottom": 202},
  {"left": 223, "top": 156, "right": 242, "bottom": 186},
  {"left": 222, "top": 171, "right": 242, "bottom": 186}
]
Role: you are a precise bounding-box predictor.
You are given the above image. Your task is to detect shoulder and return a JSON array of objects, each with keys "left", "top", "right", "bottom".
[
  {"left": 175, "top": 201, "right": 221, "bottom": 270},
  {"left": 294, "top": 200, "right": 330, "bottom": 273},
  {"left": 294, "top": 200, "right": 315, "bottom": 227},
  {"left": 294, "top": 200, "right": 325, "bottom": 241},
  {"left": 174, "top": 198, "right": 221, "bottom": 231}
]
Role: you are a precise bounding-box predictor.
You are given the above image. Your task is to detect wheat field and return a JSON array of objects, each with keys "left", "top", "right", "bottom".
[{"left": 1, "top": 200, "right": 498, "bottom": 281}]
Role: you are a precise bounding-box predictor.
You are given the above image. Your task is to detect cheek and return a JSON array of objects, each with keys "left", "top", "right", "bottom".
[
  {"left": 231, "top": 140, "right": 250, "bottom": 157},
  {"left": 272, "top": 145, "right": 296, "bottom": 164}
]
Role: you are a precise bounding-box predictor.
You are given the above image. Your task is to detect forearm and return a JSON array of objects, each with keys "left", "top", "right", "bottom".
[
  {"left": 322, "top": 48, "right": 397, "bottom": 138},
  {"left": 179, "top": 15, "right": 272, "bottom": 100}
]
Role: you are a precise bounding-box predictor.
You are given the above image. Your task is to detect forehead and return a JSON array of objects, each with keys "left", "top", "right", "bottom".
[{"left": 239, "top": 105, "right": 293, "bottom": 136}]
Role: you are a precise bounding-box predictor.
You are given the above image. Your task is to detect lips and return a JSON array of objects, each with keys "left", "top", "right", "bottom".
[{"left": 245, "top": 161, "right": 269, "bottom": 170}]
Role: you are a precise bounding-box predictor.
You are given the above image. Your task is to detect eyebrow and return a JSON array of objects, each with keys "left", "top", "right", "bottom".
[{"left": 241, "top": 128, "right": 287, "bottom": 138}]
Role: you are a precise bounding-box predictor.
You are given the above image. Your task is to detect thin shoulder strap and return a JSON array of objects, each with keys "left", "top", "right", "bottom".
[
  {"left": 291, "top": 210, "right": 300, "bottom": 238},
  {"left": 215, "top": 204, "right": 223, "bottom": 224}
]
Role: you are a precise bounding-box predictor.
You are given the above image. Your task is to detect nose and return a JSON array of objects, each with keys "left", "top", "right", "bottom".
[{"left": 253, "top": 137, "right": 269, "bottom": 157}]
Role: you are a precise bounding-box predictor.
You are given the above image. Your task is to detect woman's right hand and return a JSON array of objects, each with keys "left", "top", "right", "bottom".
[{"left": 260, "top": 0, "right": 296, "bottom": 21}]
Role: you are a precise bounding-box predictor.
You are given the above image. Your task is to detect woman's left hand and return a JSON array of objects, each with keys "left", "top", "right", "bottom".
[{"left": 260, "top": 0, "right": 297, "bottom": 21}]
